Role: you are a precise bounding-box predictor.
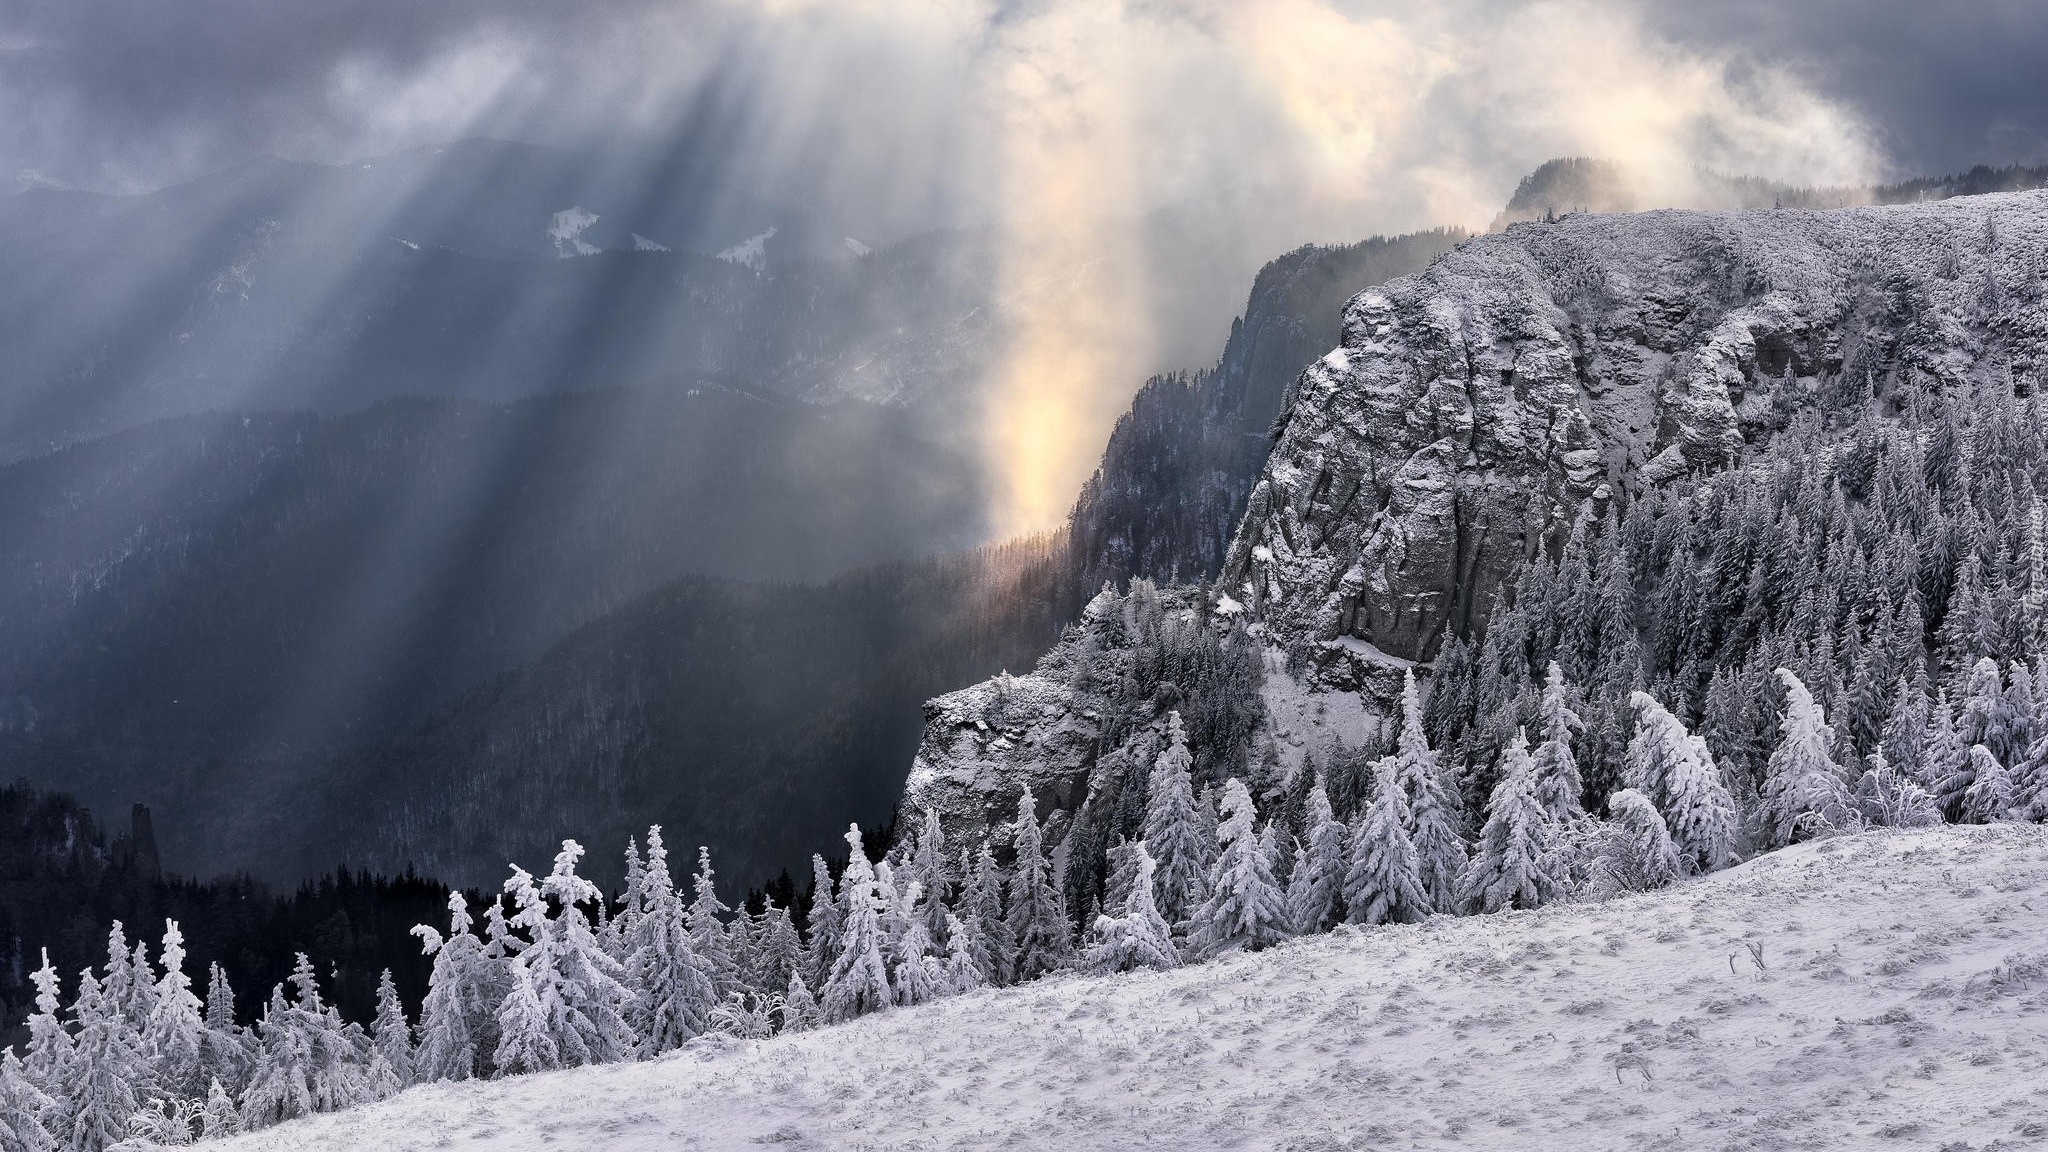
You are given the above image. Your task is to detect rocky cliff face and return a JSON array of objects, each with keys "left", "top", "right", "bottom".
[{"left": 1226, "top": 190, "right": 2048, "bottom": 673}]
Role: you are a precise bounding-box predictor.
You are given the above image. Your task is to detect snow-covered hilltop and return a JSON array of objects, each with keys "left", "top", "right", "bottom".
[
  {"left": 199, "top": 824, "right": 2048, "bottom": 1152},
  {"left": 1231, "top": 191, "right": 2048, "bottom": 671}
]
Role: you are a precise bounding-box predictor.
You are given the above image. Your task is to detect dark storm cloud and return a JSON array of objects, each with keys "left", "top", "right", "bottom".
[{"left": 1640, "top": 0, "right": 2048, "bottom": 175}]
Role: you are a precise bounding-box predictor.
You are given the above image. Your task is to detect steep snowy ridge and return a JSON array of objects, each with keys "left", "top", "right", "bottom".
[
  {"left": 198, "top": 825, "right": 2048, "bottom": 1151},
  {"left": 1230, "top": 191, "right": 2048, "bottom": 671}
]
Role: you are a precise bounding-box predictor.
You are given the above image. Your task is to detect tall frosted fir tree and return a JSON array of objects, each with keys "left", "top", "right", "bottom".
[
  {"left": 804, "top": 854, "right": 842, "bottom": 990},
  {"left": 1005, "top": 790, "right": 1073, "bottom": 981},
  {"left": 1961, "top": 744, "right": 2016, "bottom": 822},
  {"left": 1143, "top": 711, "right": 1209, "bottom": 927},
  {"left": 1391, "top": 671, "right": 1468, "bottom": 911},
  {"left": 370, "top": 969, "right": 415, "bottom": 1088},
  {"left": 0, "top": 1049, "right": 57, "bottom": 1152},
  {"left": 909, "top": 807, "right": 954, "bottom": 944},
  {"left": 1343, "top": 761, "right": 1430, "bottom": 925},
  {"left": 145, "top": 919, "right": 206, "bottom": 1099},
  {"left": 65, "top": 967, "right": 151, "bottom": 1152},
  {"left": 686, "top": 846, "right": 741, "bottom": 998},
  {"left": 1187, "top": 779, "right": 1287, "bottom": 957},
  {"left": 200, "top": 963, "right": 251, "bottom": 1094},
  {"left": 822, "top": 825, "right": 892, "bottom": 1023},
  {"left": 625, "top": 828, "right": 717, "bottom": 1054},
  {"left": 1083, "top": 844, "right": 1181, "bottom": 973},
  {"left": 1627, "top": 692, "right": 1737, "bottom": 873},
  {"left": 1600, "top": 789, "right": 1681, "bottom": 891},
  {"left": 1762, "top": 670, "right": 1857, "bottom": 846},
  {"left": 1284, "top": 772, "right": 1346, "bottom": 934},
  {"left": 410, "top": 894, "right": 495, "bottom": 1082},
  {"left": 240, "top": 954, "right": 375, "bottom": 1127},
  {"left": 1530, "top": 663, "right": 1586, "bottom": 820},
  {"left": 959, "top": 841, "right": 1012, "bottom": 985},
  {"left": 1457, "top": 730, "right": 1564, "bottom": 914},
  {"left": 21, "top": 950, "right": 70, "bottom": 1101},
  {"left": 493, "top": 843, "right": 637, "bottom": 1075}
]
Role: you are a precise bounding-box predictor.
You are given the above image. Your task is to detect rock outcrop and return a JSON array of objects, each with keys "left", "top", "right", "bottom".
[{"left": 1227, "top": 191, "right": 2048, "bottom": 668}]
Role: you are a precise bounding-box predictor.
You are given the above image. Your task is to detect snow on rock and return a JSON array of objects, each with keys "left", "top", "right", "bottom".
[
  {"left": 629, "top": 232, "right": 670, "bottom": 252},
  {"left": 202, "top": 824, "right": 2048, "bottom": 1151},
  {"left": 547, "top": 207, "right": 601, "bottom": 257},
  {"left": 844, "top": 236, "right": 872, "bottom": 257},
  {"left": 717, "top": 226, "right": 778, "bottom": 272},
  {"left": 1227, "top": 190, "right": 2048, "bottom": 665}
]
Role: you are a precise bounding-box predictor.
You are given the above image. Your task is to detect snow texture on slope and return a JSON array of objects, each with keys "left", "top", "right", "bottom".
[
  {"left": 718, "top": 227, "right": 778, "bottom": 272},
  {"left": 198, "top": 824, "right": 2048, "bottom": 1151},
  {"left": 1228, "top": 191, "right": 2048, "bottom": 669}
]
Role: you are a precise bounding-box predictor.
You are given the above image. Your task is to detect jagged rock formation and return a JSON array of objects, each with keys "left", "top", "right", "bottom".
[{"left": 1227, "top": 190, "right": 2048, "bottom": 674}]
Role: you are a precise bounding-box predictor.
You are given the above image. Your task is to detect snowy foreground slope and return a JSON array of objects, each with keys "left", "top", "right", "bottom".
[{"left": 206, "top": 825, "right": 2047, "bottom": 1152}]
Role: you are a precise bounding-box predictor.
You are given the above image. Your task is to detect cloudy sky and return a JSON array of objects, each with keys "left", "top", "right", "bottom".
[
  {"left": 4, "top": 0, "right": 2042, "bottom": 529},
  {"left": 3, "top": 0, "right": 2042, "bottom": 210}
]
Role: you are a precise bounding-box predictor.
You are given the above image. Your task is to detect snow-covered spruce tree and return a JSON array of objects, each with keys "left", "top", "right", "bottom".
[
  {"left": 1628, "top": 692, "right": 1738, "bottom": 873},
  {"left": 21, "top": 950, "right": 71, "bottom": 1102},
  {"left": 1283, "top": 772, "right": 1346, "bottom": 934},
  {"left": 410, "top": 893, "right": 495, "bottom": 1082},
  {"left": 958, "top": 841, "right": 1010, "bottom": 985},
  {"left": 1921, "top": 692, "right": 1972, "bottom": 816},
  {"left": 1143, "top": 711, "right": 1210, "bottom": 928},
  {"left": 780, "top": 972, "right": 820, "bottom": 1033},
  {"left": 200, "top": 963, "right": 252, "bottom": 1094},
  {"left": 804, "top": 853, "right": 842, "bottom": 991},
  {"left": 1530, "top": 662, "right": 1586, "bottom": 819},
  {"left": 1343, "top": 760, "right": 1431, "bottom": 926},
  {"left": 1762, "top": 669, "right": 1858, "bottom": 846},
  {"left": 909, "top": 807, "right": 954, "bottom": 945},
  {"left": 1186, "top": 779, "right": 1286, "bottom": 957},
  {"left": 494, "top": 842, "right": 637, "bottom": 1075},
  {"left": 0, "top": 1049, "right": 58, "bottom": 1152},
  {"left": 144, "top": 919, "right": 206, "bottom": 1101},
  {"left": 1006, "top": 791, "right": 1073, "bottom": 981},
  {"left": 370, "top": 969, "right": 415, "bottom": 1088},
  {"left": 686, "top": 846, "right": 742, "bottom": 999},
  {"left": 1961, "top": 744, "right": 2016, "bottom": 822},
  {"left": 940, "top": 912, "right": 990, "bottom": 993},
  {"left": 1957, "top": 657, "right": 2015, "bottom": 764},
  {"left": 624, "top": 826, "right": 717, "bottom": 1055},
  {"left": 239, "top": 955, "right": 375, "bottom": 1128},
  {"left": 198, "top": 1078, "right": 239, "bottom": 1141},
  {"left": 1458, "top": 731, "right": 1564, "bottom": 914},
  {"left": 748, "top": 899, "right": 804, "bottom": 1001},
  {"left": 1083, "top": 843, "right": 1180, "bottom": 974},
  {"left": 1390, "top": 671, "right": 1469, "bottom": 911},
  {"left": 889, "top": 913, "right": 943, "bottom": 1007},
  {"left": 822, "top": 824, "right": 892, "bottom": 1023},
  {"left": 66, "top": 966, "right": 151, "bottom": 1152},
  {"left": 1595, "top": 789, "right": 1681, "bottom": 893}
]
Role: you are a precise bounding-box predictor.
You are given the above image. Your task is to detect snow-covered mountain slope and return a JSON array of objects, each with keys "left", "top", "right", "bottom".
[
  {"left": 1227, "top": 191, "right": 2048, "bottom": 669},
  {"left": 201, "top": 824, "right": 2048, "bottom": 1151}
]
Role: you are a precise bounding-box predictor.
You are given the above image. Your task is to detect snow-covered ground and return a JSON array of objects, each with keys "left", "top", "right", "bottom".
[{"left": 210, "top": 825, "right": 2048, "bottom": 1151}]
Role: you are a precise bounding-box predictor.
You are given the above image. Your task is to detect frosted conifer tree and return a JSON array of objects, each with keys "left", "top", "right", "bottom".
[
  {"left": 1624, "top": 691, "right": 1688, "bottom": 812},
  {"left": 889, "top": 917, "right": 942, "bottom": 1007},
  {"left": 1599, "top": 789, "right": 1681, "bottom": 892},
  {"left": 1343, "top": 761, "right": 1430, "bottom": 925},
  {"left": 145, "top": 919, "right": 206, "bottom": 1100},
  {"left": 940, "top": 912, "right": 990, "bottom": 993},
  {"left": 910, "top": 807, "right": 953, "bottom": 943},
  {"left": 822, "top": 825, "right": 892, "bottom": 1023},
  {"left": 749, "top": 900, "right": 804, "bottom": 999},
  {"left": 804, "top": 854, "right": 842, "bottom": 990},
  {"left": 1958, "top": 658, "right": 2014, "bottom": 762},
  {"left": 1962, "top": 744, "right": 2015, "bottom": 822},
  {"left": 494, "top": 843, "right": 636, "bottom": 1074},
  {"left": 66, "top": 967, "right": 151, "bottom": 1152},
  {"left": 198, "top": 1079, "right": 239, "bottom": 1142},
  {"left": 1082, "top": 843, "right": 1180, "bottom": 973},
  {"left": 1661, "top": 723, "right": 1740, "bottom": 874},
  {"left": 1922, "top": 692, "right": 1973, "bottom": 816},
  {"left": 686, "top": 847, "right": 741, "bottom": 997},
  {"left": 0, "top": 1050, "right": 57, "bottom": 1152},
  {"left": 370, "top": 970, "right": 415, "bottom": 1088},
  {"left": 200, "top": 963, "right": 251, "bottom": 1093},
  {"left": 21, "top": 951, "right": 70, "bottom": 1099},
  {"left": 624, "top": 826, "right": 717, "bottom": 1055},
  {"left": 410, "top": 894, "right": 491, "bottom": 1082},
  {"left": 238, "top": 955, "right": 372, "bottom": 1126},
  {"left": 1762, "top": 669, "right": 1857, "bottom": 846},
  {"left": 1457, "top": 731, "right": 1563, "bottom": 914},
  {"left": 1143, "top": 711, "right": 1209, "bottom": 926},
  {"left": 1391, "top": 671, "right": 1468, "bottom": 910},
  {"left": 1531, "top": 662, "right": 1586, "bottom": 819},
  {"left": 959, "top": 841, "right": 1010, "bottom": 984},
  {"left": 1284, "top": 774, "right": 1346, "bottom": 934},
  {"left": 1187, "top": 780, "right": 1287, "bottom": 957},
  {"left": 1004, "top": 791, "right": 1073, "bottom": 981},
  {"left": 780, "top": 972, "right": 820, "bottom": 1034}
]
